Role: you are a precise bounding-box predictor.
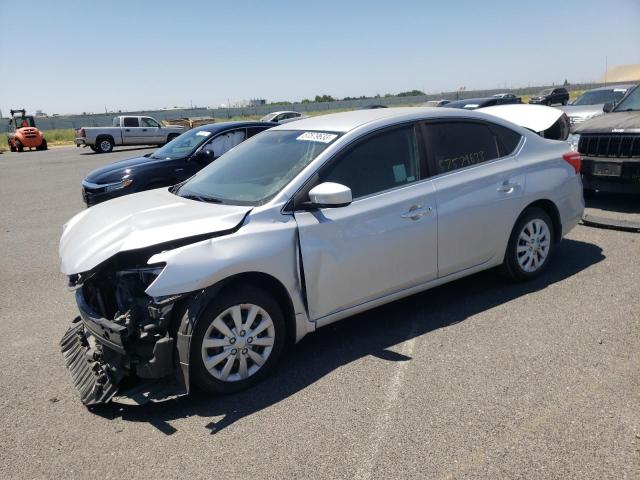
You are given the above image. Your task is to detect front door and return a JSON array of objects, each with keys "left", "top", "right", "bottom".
[
  {"left": 295, "top": 124, "right": 438, "bottom": 321},
  {"left": 121, "top": 117, "right": 146, "bottom": 144}
]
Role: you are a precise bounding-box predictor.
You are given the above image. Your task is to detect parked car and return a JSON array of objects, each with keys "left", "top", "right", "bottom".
[
  {"left": 81, "top": 122, "right": 274, "bottom": 206},
  {"left": 493, "top": 93, "right": 520, "bottom": 100},
  {"left": 529, "top": 87, "right": 569, "bottom": 106},
  {"left": 260, "top": 111, "right": 306, "bottom": 124},
  {"left": 360, "top": 104, "right": 388, "bottom": 109},
  {"left": 571, "top": 84, "right": 640, "bottom": 194},
  {"left": 560, "top": 84, "right": 635, "bottom": 131},
  {"left": 75, "top": 116, "right": 186, "bottom": 153},
  {"left": 59, "top": 107, "right": 583, "bottom": 405},
  {"left": 422, "top": 99, "right": 451, "bottom": 107},
  {"left": 444, "top": 96, "right": 521, "bottom": 109},
  {"left": 478, "top": 104, "right": 570, "bottom": 141}
]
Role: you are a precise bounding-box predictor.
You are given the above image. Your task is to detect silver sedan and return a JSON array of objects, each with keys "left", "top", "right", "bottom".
[{"left": 59, "top": 107, "right": 584, "bottom": 404}]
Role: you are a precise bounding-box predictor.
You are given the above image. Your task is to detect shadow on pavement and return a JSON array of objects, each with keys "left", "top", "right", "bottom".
[
  {"left": 92, "top": 238, "right": 604, "bottom": 435},
  {"left": 585, "top": 191, "right": 640, "bottom": 215},
  {"left": 79, "top": 146, "right": 155, "bottom": 156}
]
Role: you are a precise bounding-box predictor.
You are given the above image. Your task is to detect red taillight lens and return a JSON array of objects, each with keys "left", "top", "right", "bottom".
[
  {"left": 80, "top": 128, "right": 86, "bottom": 137},
  {"left": 563, "top": 151, "right": 581, "bottom": 174}
]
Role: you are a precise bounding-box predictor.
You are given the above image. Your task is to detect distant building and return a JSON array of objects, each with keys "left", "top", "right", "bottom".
[
  {"left": 35, "top": 110, "right": 48, "bottom": 117},
  {"left": 249, "top": 98, "right": 267, "bottom": 106}
]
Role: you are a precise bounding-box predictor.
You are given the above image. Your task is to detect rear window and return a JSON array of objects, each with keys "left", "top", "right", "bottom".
[{"left": 123, "top": 117, "right": 139, "bottom": 127}]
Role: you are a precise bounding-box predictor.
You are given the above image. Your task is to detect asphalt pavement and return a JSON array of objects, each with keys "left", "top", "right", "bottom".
[{"left": 0, "top": 146, "right": 638, "bottom": 479}]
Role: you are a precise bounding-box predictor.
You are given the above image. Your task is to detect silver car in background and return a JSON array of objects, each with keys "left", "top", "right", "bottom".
[
  {"left": 59, "top": 108, "right": 584, "bottom": 405},
  {"left": 561, "top": 84, "right": 636, "bottom": 131}
]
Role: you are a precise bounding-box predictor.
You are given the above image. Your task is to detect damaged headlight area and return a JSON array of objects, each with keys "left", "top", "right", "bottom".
[{"left": 60, "top": 253, "right": 188, "bottom": 406}]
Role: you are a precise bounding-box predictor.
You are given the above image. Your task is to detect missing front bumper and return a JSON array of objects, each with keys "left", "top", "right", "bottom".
[{"left": 60, "top": 321, "right": 120, "bottom": 405}]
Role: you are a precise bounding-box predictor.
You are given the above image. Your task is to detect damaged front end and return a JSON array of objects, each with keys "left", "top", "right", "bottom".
[{"left": 60, "top": 253, "right": 187, "bottom": 406}]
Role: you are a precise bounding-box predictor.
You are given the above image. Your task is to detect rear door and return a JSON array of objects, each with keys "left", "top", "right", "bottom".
[
  {"left": 121, "top": 117, "right": 145, "bottom": 144},
  {"left": 421, "top": 120, "right": 525, "bottom": 277},
  {"left": 295, "top": 124, "right": 438, "bottom": 321}
]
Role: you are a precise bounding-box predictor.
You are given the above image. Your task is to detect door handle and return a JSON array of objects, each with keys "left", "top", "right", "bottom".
[
  {"left": 142, "top": 129, "right": 147, "bottom": 132},
  {"left": 401, "top": 205, "right": 432, "bottom": 220},
  {"left": 125, "top": 129, "right": 130, "bottom": 132},
  {"left": 497, "top": 181, "right": 519, "bottom": 194}
]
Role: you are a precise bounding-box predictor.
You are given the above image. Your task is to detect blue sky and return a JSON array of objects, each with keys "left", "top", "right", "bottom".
[{"left": 1, "top": 0, "right": 638, "bottom": 115}]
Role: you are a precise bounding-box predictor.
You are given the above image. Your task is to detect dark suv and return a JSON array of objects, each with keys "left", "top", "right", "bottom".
[
  {"left": 529, "top": 87, "right": 570, "bottom": 106},
  {"left": 574, "top": 85, "right": 640, "bottom": 194}
]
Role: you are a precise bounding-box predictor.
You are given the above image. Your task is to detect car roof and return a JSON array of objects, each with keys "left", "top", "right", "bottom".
[
  {"left": 264, "top": 111, "right": 300, "bottom": 116},
  {"left": 193, "top": 121, "right": 275, "bottom": 133},
  {"left": 444, "top": 97, "right": 495, "bottom": 108},
  {"left": 586, "top": 84, "right": 636, "bottom": 92},
  {"left": 270, "top": 107, "right": 511, "bottom": 133}
]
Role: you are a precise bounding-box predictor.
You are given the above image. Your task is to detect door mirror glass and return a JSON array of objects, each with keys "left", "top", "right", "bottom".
[
  {"left": 603, "top": 102, "right": 614, "bottom": 113},
  {"left": 307, "top": 182, "right": 352, "bottom": 208}
]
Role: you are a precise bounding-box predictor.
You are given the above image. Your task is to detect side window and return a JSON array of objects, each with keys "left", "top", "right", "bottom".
[
  {"left": 488, "top": 123, "right": 522, "bottom": 156},
  {"left": 207, "top": 129, "right": 247, "bottom": 157},
  {"left": 141, "top": 117, "right": 159, "bottom": 128},
  {"left": 423, "top": 122, "right": 500, "bottom": 174},
  {"left": 123, "top": 117, "right": 139, "bottom": 127},
  {"left": 319, "top": 125, "right": 421, "bottom": 199},
  {"left": 247, "top": 127, "right": 266, "bottom": 138}
]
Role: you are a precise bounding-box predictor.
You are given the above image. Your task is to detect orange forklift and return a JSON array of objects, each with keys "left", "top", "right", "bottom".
[{"left": 7, "top": 109, "right": 47, "bottom": 152}]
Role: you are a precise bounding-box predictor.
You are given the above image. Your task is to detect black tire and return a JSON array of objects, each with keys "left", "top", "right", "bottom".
[
  {"left": 15, "top": 140, "right": 24, "bottom": 152},
  {"left": 190, "top": 285, "right": 286, "bottom": 395},
  {"left": 500, "top": 207, "right": 555, "bottom": 282},
  {"left": 562, "top": 99, "right": 568, "bottom": 106},
  {"left": 9, "top": 142, "right": 16, "bottom": 152},
  {"left": 96, "top": 137, "right": 114, "bottom": 153},
  {"left": 36, "top": 138, "right": 48, "bottom": 151}
]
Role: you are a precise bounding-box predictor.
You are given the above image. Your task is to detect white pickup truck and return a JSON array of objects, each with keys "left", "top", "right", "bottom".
[{"left": 75, "top": 116, "right": 186, "bottom": 153}]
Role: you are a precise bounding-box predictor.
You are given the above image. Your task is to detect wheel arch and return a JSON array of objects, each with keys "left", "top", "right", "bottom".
[
  {"left": 520, "top": 199, "right": 562, "bottom": 243},
  {"left": 95, "top": 134, "right": 115, "bottom": 145}
]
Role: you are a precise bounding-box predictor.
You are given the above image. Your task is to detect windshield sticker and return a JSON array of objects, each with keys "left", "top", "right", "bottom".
[
  {"left": 614, "top": 89, "right": 627, "bottom": 92},
  {"left": 463, "top": 104, "right": 479, "bottom": 109},
  {"left": 196, "top": 131, "right": 212, "bottom": 137},
  {"left": 297, "top": 132, "right": 338, "bottom": 143}
]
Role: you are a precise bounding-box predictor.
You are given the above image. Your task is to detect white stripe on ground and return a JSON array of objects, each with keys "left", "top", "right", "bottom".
[{"left": 354, "top": 320, "right": 419, "bottom": 480}]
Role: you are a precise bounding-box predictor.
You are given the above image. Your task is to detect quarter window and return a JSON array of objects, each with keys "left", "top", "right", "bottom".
[
  {"left": 489, "top": 124, "right": 522, "bottom": 156},
  {"left": 319, "top": 125, "right": 421, "bottom": 199},
  {"left": 423, "top": 122, "right": 500, "bottom": 174}
]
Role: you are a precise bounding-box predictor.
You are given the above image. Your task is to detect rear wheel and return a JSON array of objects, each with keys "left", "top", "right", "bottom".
[
  {"left": 96, "top": 138, "right": 114, "bottom": 153},
  {"left": 501, "top": 207, "right": 555, "bottom": 281},
  {"left": 15, "top": 140, "right": 24, "bottom": 152},
  {"left": 190, "top": 285, "right": 286, "bottom": 395},
  {"left": 36, "top": 138, "right": 48, "bottom": 151},
  {"left": 9, "top": 142, "right": 16, "bottom": 152}
]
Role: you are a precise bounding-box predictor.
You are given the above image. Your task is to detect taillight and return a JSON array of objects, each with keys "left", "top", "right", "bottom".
[
  {"left": 80, "top": 128, "right": 86, "bottom": 137},
  {"left": 562, "top": 151, "right": 581, "bottom": 174}
]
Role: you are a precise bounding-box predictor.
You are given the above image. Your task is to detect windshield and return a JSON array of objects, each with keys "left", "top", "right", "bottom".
[
  {"left": 14, "top": 116, "right": 35, "bottom": 128},
  {"left": 176, "top": 130, "right": 340, "bottom": 205},
  {"left": 572, "top": 89, "right": 627, "bottom": 106},
  {"left": 613, "top": 86, "right": 640, "bottom": 112},
  {"left": 151, "top": 129, "right": 212, "bottom": 160},
  {"left": 538, "top": 89, "right": 552, "bottom": 96}
]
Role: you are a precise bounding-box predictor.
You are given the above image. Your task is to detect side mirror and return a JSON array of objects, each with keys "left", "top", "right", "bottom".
[
  {"left": 193, "top": 149, "right": 215, "bottom": 163},
  {"left": 603, "top": 102, "right": 614, "bottom": 113},
  {"left": 307, "top": 182, "right": 352, "bottom": 208}
]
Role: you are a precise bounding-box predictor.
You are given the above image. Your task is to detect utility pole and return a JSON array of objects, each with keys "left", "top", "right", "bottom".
[{"left": 604, "top": 56, "right": 608, "bottom": 86}]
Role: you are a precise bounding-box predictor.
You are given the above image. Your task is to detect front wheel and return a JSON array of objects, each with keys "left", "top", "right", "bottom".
[
  {"left": 190, "top": 285, "right": 286, "bottom": 394},
  {"left": 36, "top": 138, "right": 48, "bottom": 150},
  {"left": 15, "top": 140, "right": 24, "bottom": 152},
  {"left": 501, "top": 207, "right": 555, "bottom": 281}
]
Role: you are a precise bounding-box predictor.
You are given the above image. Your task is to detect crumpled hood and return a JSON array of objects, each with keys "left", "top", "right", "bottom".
[
  {"left": 574, "top": 111, "right": 640, "bottom": 134},
  {"left": 559, "top": 104, "right": 604, "bottom": 118},
  {"left": 60, "top": 188, "right": 251, "bottom": 275}
]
